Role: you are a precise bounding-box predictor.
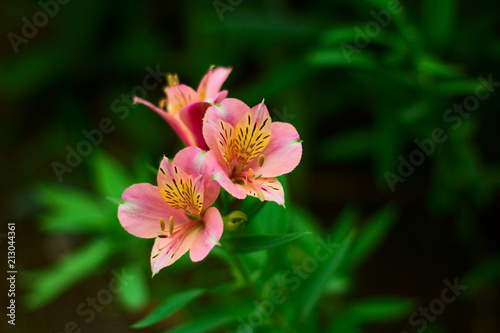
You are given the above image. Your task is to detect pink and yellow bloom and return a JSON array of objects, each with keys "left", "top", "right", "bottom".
[
  {"left": 203, "top": 98, "right": 302, "bottom": 206},
  {"left": 118, "top": 147, "right": 223, "bottom": 275},
  {"left": 134, "top": 66, "right": 232, "bottom": 150}
]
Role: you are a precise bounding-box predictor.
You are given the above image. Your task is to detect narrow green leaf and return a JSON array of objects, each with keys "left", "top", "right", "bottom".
[
  {"left": 38, "top": 184, "right": 110, "bottom": 233},
  {"left": 348, "top": 205, "right": 397, "bottom": 269},
  {"left": 24, "top": 239, "right": 112, "bottom": 310},
  {"left": 300, "top": 230, "right": 356, "bottom": 320},
  {"left": 329, "top": 205, "right": 360, "bottom": 244},
  {"left": 321, "top": 25, "right": 396, "bottom": 48},
  {"left": 416, "top": 54, "right": 463, "bottom": 79},
  {"left": 462, "top": 253, "right": 500, "bottom": 296},
  {"left": 321, "top": 130, "right": 373, "bottom": 162},
  {"left": 161, "top": 314, "right": 235, "bottom": 333},
  {"left": 116, "top": 264, "right": 149, "bottom": 311},
  {"left": 308, "top": 49, "right": 378, "bottom": 70},
  {"left": 434, "top": 79, "right": 480, "bottom": 96},
  {"left": 289, "top": 207, "right": 323, "bottom": 254},
  {"left": 91, "top": 151, "right": 131, "bottom": 200},
  {"left": 422, "top": 0, "right": 455, "bottom": 49},
  {"left": 364, "top": 0, "right": 392, "bottom": 10},
  {"left": 225, "top": 232, "right": 311, "bottom": 255},
  {"left": 131, "top": 289, "right": 205, "bottom": 328},
  {"left": 346, "top": 297, "right": 414, "bottom": 322}
]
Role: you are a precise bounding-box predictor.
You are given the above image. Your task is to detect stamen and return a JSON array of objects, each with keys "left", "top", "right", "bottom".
[
  {"left": 159, "top": 218, "right": 165, "bottom": 231},
  {"left": 169, "top": 216, "right": 174, "bottom": 235},
  {"left": 159, "top": 98, "right": 167, "bottom": 109},
  {"left": 258, "top": 154, "right": 265, "bottom": 168},
  {"left": 167, "top": 73, "right": 179, "bottom": 87}
]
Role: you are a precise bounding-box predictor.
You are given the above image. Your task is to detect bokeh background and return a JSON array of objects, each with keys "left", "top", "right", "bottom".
[{"left": 2, "top": 0, "right": 500, "bottom": 332}]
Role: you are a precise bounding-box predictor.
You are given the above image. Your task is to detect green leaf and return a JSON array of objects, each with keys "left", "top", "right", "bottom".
[
  {"left": 462, "top": 253, "right": 500, "bottom": 296},
  {"left": 416, "top": 54, "right": 463, "bottom": 79},
  {"left": 24, "top": 239, "right": 112, "bottom": 310},
  {"left": 116, "top": 264, "right": 149, "bottom": 311},
  {"left": 161, "top": 313, "right": 235, "bottom": 333},
  {"left": 131, "top": 289, "right": 205, "bottom": 328},
  {"left": 345, "top": 297, "right": 414, "bottom": 322},
  {"left": 241, "top": 196, "right": 267, "bottom": 223},
  {"left": 289, "top": 207, "right": 323, "bottom": 254},
  {"left": 321, "top": 130, "right": 373, "bottom": 162},
  {"left": 364, "top": 0, "right": 393, "bottom": 10},
  {"left": 348, "top": 205, "right": 397, "bottom": 270},
  {"left": 329, "top": 205, "right": 360, "bottom": 244},
  {"left": 422, "top": 0, "right": 455, "bottom": 49},
  {"left": 225, "top": 232, "right": 311, "bottom": 255},
  {"left": 308, "top": 49, "right": 378, "bottom": 70},
  {"left": 38, "top": 184, "right": 110, "bottom": 233},
  {"left": 91, "top": 151, "right": 131, "bottom": 200},
  {"left": 320, "top": 25, "right": 396, "bottom": 48},
  {"left": 299, "top": 230, "right": 356, "bottom": 320},
  {"left": 327, "top": 297, "right": 413, "bottom": 332},
  {"left": 434, "top": 79, "right": 480, "bottom": 96}
]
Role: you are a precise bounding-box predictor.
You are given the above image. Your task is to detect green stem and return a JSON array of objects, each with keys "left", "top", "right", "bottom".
[{"left": 225, "top": 249, "right": 296, "bottom": 333}]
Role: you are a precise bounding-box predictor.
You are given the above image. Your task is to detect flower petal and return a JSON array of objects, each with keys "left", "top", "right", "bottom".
[
  {"left": 213, "top": 90, "right": 228, "bottom": 104},
  {"left": 251, "top": 177, "right": 285, "bottom": 206},
  {"left": 165, "top": 84, "right": 201, "bottom": 114},
  {"left": 158, "top": 157, "right": 204, "bottom": 217},
  {"left": 203, "top": 98, "right": 250, "bottom": 153},
  {"left": 173, "top": 147, "right": 220, "bottom": 210},
  {"left": 252, "top": 122, "right": 302, "bottom": 178},
  {"left": 118, "top": 183, "right": 187, "bottom": 238},
  {"left": 134, "top": 96, "right": 195, "bottom": 147},
  {"left": 189, "top": 207, "right": 224, "bottom": 262},
  {"left": 151, "top": 226, "right": 201, "bottom": 274},
  {"left": 206, "top": 150, "right": 247, "bottom": 199},
  {"left": 232, "top": 102, "right": 272, "bottom": 171},
  {"left": 179, "top": 101, "right": 211, "bottom": 150},
  {"left": 197, "top": 67, "right": 232, "bottom": 100}
]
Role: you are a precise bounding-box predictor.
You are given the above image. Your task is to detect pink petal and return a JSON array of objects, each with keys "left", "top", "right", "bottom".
[
  {"left": 118, "top": 183, "right": 187, "bottom": 238},
  {"left": 254, "top": 177, "right": 285, "bottom": 206},
  {"left": 151, "top": 226, "right": 202, "bottom": 274},
  {"left": 251, "top": 122, "right": 302, "bottom": 178},
  {"left": 203, "top": 98, "right": 249, "bottom": 152},
  {"left": 206, "top": 150, "right": 247, "bottom": 199},
  {"left": 173, "top": 147, "right": 221, "bottom": 210},
  {"left": 179, "top": 101, "right": 211, "bottom": 150},
  {"left": 158, "top": 156, "right": 205, "bottom": 217},
  {"left": 248, "top": 102, "right": 271, "bottom": 126},
  {"left": 204, "top": 67, "right": 232, "bottom": 99},
  {"left": 134, "top": 96, "right": 195, "bottom": 147},
  {"left": 165, "top": 84, "right": 201, "bottom": 114},
  {"left": 231, "top": 103, "right": 272, "bottom": 170},
  {"left": 213, "top": 90, "right": 228, "bottom": 104},
  {"left": 190, "top": 207, "right": 224, "bottom": 262},
  {"left": 197, "top": 67, "right": 232, "bottom": 100}
]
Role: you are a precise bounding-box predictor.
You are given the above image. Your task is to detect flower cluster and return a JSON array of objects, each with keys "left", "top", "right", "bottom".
[{"left": 118, "top": 66, "right": 302, "bottom": 275}]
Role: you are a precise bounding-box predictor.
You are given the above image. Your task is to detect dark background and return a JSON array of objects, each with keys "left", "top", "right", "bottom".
[{"left": 1, "top": 0, "right": 500, "bottom": 332}]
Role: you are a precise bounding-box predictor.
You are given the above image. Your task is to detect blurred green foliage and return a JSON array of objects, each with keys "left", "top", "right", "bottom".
[{"left": 2, "top": 0, "right": 499, "bottom": 332}]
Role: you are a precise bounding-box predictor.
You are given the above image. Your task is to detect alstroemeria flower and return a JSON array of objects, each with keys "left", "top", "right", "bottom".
[
  {"left": 134, "top": 66, "right": 232, "bottom": 150},
  {"left": 203, "top": 98, "right": 302, "bottom": 206},
  {"left": 118, "top": 147, "right": 222, "bottom": 275}
]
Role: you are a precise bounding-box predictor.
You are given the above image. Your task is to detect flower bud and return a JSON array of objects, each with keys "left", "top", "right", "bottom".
[{"left": 223, "top": 210, "right": 248, "bottom": 231}]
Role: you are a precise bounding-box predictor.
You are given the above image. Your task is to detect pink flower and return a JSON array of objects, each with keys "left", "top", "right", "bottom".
[
  {"left": 203, "top": 98, "right": 302, "bottom": 206},
  {"left": 118, "top": 147, "right": 223, "bottom": 275},
  {"left": 134, "top": 66, "right": 232, "bottom": 150}
]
